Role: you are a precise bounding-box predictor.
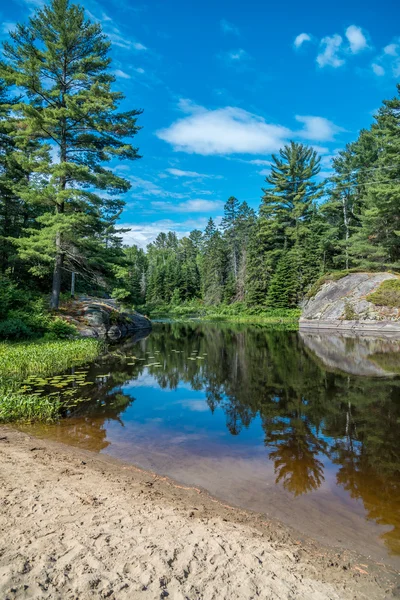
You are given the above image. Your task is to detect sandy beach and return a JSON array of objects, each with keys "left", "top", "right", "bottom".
[{"left": 0, "top": 427, "right": 398, "bottom": 600}]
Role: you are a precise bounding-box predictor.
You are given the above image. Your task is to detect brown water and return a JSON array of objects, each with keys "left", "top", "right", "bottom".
[{"left": 21, "top": 322, "right": 400, "bottom": 567}]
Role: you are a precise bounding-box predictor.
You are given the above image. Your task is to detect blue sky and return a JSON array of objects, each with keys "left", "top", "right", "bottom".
[{"left": 2, "top": 0, "right": 399, "bottom": 246}]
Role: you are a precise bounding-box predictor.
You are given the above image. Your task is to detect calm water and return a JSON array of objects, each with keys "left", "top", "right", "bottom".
[{"left": 22, "top": 322, "right": 400, "bottom": 566}]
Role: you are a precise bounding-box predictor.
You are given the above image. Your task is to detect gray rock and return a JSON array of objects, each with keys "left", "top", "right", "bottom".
[
  {"left": 70, "top": 297, "right": 151, "bottom": 339},
  {"left": 300, "top": 272, "right": 400, "bottom": 333}
]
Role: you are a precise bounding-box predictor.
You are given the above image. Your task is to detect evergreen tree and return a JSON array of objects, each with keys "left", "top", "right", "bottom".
[
  {"left": 258, "top": 141, "right": 324, "bottom": 298},
  {"left": 201, "top": 218, "right": 227, "bottom": 304},
  {"left": 1, "top": 0, "right": 142, "bottom": 308},
  {"left": 347, "top": 85, "right": 400, "bottom": 268},
  {"left": 259, "top": 141, "right": 323, "bottom": 250},
  {"left": 266, "top": 250, "right": 299, "bottom": 308}
]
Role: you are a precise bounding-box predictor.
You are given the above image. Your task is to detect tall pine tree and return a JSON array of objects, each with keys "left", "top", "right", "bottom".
[{"left": 1, "top": 0, "right": 142, "bottom": 308}]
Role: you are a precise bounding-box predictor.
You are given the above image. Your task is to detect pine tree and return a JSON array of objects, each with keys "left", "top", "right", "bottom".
[
  {"left": 266, "top": 250, "right": 299, "bottom": 308},
  {"left": 201, "top": 218, "right": 227, "bottom": 304},
  {"left": 259, "top": 141, "right": 323, "bottom": 250},
  {"left": 221, "top": 196, "right": 240, "bottom": 280},
  {"left": 258, "top": 141, "right": 324, "bottom": 298},
  {"left": 348, "top": 85, "right": 400, "bottom": 267},
  {"left": 1, "top": 0, "right": 142, "bottom": 308}
]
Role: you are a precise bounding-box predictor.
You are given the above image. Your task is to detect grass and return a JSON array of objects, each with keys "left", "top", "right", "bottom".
[
  {"left": 367, "top": 279, "right": 400, "bottom": 308},
  {"left": 141, "top": 301, "right": 301, "bottom": 329},
  {"left": 0, "top": 338, "right": 103, "bottom": 423},
  {"left": 0, "top": 392, "right": 62, "bottom": 422}
]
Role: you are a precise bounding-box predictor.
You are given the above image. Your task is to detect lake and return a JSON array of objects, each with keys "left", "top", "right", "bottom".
[{"left": 21, "top": 322, "right": 400, "bottom": 567}]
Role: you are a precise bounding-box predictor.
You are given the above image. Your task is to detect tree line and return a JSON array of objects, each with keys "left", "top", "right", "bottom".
[
  {"left": 115, "top": 98, "right": 400, "bottom": 309},
  {"left": 0, "top": 0, "right": 399, "bottom": 320}
]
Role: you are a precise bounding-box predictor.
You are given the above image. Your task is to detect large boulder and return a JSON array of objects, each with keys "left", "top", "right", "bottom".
[
  {"left": 300, "top": 272, "right": 400, "bottom": 334},
  {"left": 62, "top": 297, "right": 151, "bottom": 339}
]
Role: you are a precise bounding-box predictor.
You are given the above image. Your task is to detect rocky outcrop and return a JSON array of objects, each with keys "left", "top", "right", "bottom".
[
  {"left": 300, "top": 272, "right": 400, "bottom": 334},
  {"left": 61, "top": 297, "right": 151, "bottom": 340}
]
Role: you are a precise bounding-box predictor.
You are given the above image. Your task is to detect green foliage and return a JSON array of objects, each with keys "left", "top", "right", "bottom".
[
  {"left": 0, "top": 277, "right": 77, "bottom": 340},
  {"left": 367, "top": 279, "right": 400, "bottom": 308},
  {"left": 0, "top": 337, "right": 102, "bottom": 422},
  {"left": 266, "top": 250, "right": 299, "bottom": 308},
  {"left": 0, "top": 392, "right": 61, "bottom": 423},
  {"left": 343, "top": 301, "right": 357, "bottom": 320},
  {"left": 0, "top": 338, "right": 101, "bottom": 379},
  {"left": 0, "top": 318, "right": 33, "bottom": 340},
  {"left": 0, "top": 0, "right": 142, "bottom": 309},
  {"left": 45, "top": 317, "right": 77, "bottom": 339},
  {"left": 0, "top": 4, "right": 399, "bottom": 322}
]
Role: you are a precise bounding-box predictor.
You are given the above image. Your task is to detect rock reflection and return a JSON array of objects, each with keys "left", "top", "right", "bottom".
[{"left": 300, "top": 330, "right": 400, "bottom": 377}]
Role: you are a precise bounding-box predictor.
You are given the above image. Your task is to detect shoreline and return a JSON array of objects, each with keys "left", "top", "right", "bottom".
[{"left": 0, "top": 427, "right": 398, "bottom": 599}]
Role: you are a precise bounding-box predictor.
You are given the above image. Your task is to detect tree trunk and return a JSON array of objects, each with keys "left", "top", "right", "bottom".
[
  {"left": 342, "top": 195, "right": 349, "bottom": 270},
  {"left": 50, "top": 57, "right": 67, "bottom": 311},
  {"left": 50, "top": 229, "right": 64, "bottom": 310},
  {"left": 71, "top": 271, "right": 76, "bottom": 298}
]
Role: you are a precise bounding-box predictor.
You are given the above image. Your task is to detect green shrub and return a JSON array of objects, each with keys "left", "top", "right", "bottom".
[
  {"left": 0, "top": 318, "right": 33, "bottom": 340},
  {"left": 367, "top": 279, "right": 400, "bottom": 308},
  {"left": 111, "top": 287, "right": 130, "bottom": 301},
  {"left": 46, "top": 317, "right": 77, "bottom": 338},
  {"left": 0, "top": 276, "right": 32, "bottom": 320},
  {"left": 343, "top": 301, "right": 357, "bottom": 320}
]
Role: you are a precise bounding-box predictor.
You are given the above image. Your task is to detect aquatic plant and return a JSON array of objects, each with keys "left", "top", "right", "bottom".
[{"left": 0, "top": 338, "right": 103, "bottom": 422}]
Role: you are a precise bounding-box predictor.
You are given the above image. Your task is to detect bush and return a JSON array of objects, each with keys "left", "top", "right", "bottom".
[
  {"left": 0, "top": 276, "right": 32, "bottom": 320},
  {"left": 46, "top": 317, "right": 77, "bottom": 338},
  {"left": 0, "top": 318, "right": 33, "bottom": 340},
  {"left": 367, "top": 279, "right": 400, "bottom": 308}
]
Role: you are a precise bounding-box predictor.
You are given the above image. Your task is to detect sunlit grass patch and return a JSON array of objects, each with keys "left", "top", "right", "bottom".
[{"left": 0, "top": 338, "right": 103, "bottom": 423}]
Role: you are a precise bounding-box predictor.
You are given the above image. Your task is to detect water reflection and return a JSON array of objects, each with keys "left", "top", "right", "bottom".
[{"left": 24, "top": 323, "right": 400, "bottom": 558}]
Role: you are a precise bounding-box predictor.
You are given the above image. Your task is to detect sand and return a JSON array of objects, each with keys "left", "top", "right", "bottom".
[{"left": 0, "top": 427, "right": 398, "bottom": 600}]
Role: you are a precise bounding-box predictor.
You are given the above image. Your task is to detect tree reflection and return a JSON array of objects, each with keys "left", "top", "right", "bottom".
[
  {"left": 52, "top": 322, "right": 400, "bottom": 554},
  {"left": 265, "top": 416, "right": 326, "bottom": 496}
]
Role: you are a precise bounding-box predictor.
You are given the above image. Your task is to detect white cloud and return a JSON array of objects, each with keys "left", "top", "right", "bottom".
[
  {"left": 166, "top": 168, "right": 222, "bottom": 179},
  {"left": 317, "top": 34, "right": 344, "bottom": 67},
  {"left": 156, "top": 101, "right": 290, "bottom": 156},
  {"left": 178, "top": 400, "right": 209, "bottom": 412},
  {"left": 296, "top": 115, "right": 342, "bottom": 141},
  {"left": 113, "top": 69, "right": 131, "bottom": 79},
  {"left": 120, "top": 218, "right": 214, "bottom": 248},
  {"left": 294, "top": 33, "right": 311, "bottom": 48},
  {"left": 384, "top": 44, "right": 398, "bottom": 56},
  {"left": 225, "top": 48, "right": 248, "bottom": 61},
  {"left": 135, "top": 67, "right": 145, "bottom": 74},
  {"left": 128, "top": 176, "right": 187, "bottom": 199},
  {"left": 345, "top": 25, "right": 368, "bottom": 53},
  {"left": 259, "top": 169, "right": 270, "bottom": 176},
  {"left": 220, "top": 19, "right": 239, "bottom": 36},
  {"left": 248, "top": 159, "right": 271, "bottom": 166},
  {"left": 372, "top": 63, "right": 385, "bottom": 76},
  {"left": 371, "top": 38, "right": 400, "bottom": 78},
  {"left": 106, "top": 31, "right": 147, "bottom": 51},
  {"left": 151, "top": 199, "right": 224, "bottom": 213}
]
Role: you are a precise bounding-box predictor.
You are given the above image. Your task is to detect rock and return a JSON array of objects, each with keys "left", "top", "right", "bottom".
[
  {"left": 300, "top": 273, "right": 400, "bottom": 334},
  {"left": 64, "top": 297, "right": 151, "bottom": 340}
]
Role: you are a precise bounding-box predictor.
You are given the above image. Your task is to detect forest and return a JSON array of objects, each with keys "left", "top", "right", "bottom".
[{"left": 0, "top": 0, "right": 399, "bottom": 338}]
